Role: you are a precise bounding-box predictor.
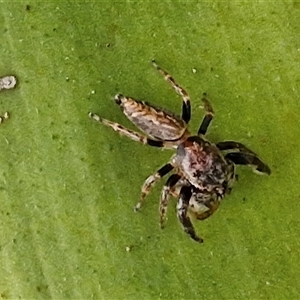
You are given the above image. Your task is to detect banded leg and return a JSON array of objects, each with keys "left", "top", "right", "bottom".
[
  {"left": 152, "top": 60, "right": 191, "bottom": 123},
  {"left": 177, "top": 186, "right": 203, "bottom": 243},
  {"left": 197, "top": 93, "right": 214, "bottom": 136},
  {"left": 135, "top": 163, "right": 174, "bottom": 211},
  {"left": 216, "top": 141, "right": 257, "bottom": 155},
  {"left": 225, "top": 152, "right": 271, "bottom": 175},
  {"left": 89, "top": 112, "right": 164, "bottom": 148},
  {"left": 160, "top": 174, "right": 181, "bottom": 228}
]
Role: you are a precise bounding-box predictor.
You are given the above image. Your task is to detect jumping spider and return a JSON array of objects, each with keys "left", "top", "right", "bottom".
[{"left": 89, "top": 60, "right": 271, "bottom": 243}]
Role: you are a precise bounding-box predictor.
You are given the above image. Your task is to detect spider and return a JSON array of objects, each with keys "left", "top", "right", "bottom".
[{"left": 89, "top": 60, "right": 271, "bottom": 243}]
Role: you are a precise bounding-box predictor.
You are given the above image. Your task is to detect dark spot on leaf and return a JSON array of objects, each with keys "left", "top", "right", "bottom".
[{"left": 0, "top": 291, "right": 8, "bottom": 299}]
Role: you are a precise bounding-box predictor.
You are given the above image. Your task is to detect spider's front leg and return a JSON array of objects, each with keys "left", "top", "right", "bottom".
[
  {"left": 177, "top": 186, "right": 203, "bottom": 243},
  {"left": 135, "top": 162, "right": 174, "bottom": 212},
  {"left": 217, "top": 141, "right": 271, "bottom": 175}
]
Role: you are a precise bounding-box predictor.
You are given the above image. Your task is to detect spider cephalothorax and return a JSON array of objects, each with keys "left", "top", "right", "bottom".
[
  {"left": 174, "top": 136, "right": 231, "bottom": 190},
  {"left": 89, "top": 60, "right": 270, "bottom": 243}
]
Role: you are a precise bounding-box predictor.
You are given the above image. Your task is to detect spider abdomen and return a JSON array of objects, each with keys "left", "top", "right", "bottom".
[{"left": 115, "top": 94, "right": 188, "bottom": 141}]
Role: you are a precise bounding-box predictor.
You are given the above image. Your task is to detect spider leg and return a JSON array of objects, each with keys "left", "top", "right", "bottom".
[
  {"left": 151, "top": 60, "right": 191, "bottom": 124},
  {"left": 197, "top": 93, "right": 214, "bottom": 136},
  {"left": 135, "top": 162, "right": 174, "bottom": 211},
  {"left": 160, "top": 174, "right": 181, "bottom": 228},
  {"left": 216, "top": 141, "right": 271, "bottom": 174},
  {"left": 89, "top": 112, "right": 165, "bottom": 148},
  {"left": 216, "top": 141, "right": 258, "bottom": 155},
  {"left": 225, "top": 152, "right": 271, "bottom": 175},
  {"left": 177, "top": 186, "right": 203, "bottom": 243}
]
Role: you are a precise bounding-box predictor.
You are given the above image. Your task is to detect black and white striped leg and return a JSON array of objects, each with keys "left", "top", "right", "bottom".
[
  {"left": 159, "top": 174, "right": 181, "bottom": 228},
  {"left": 225, "top": 152, "right": 271, "bottom": 175},
  {"left": 135, "top": 163, "right": 174, "bottom": 212},
  {"left": 177, "top": 186, "right": 203, "bottom": 243},
  {"left": 216, "top": 141, "right": 257, "bottom": 155},
  {"left": 197, "top": 93, "right": 214, "bottom": 136},
  {"left": 152, "top": 60, "right": 191, "bottom": 124},
  {"left": 217, "top": 141, "right": 271, "bottom": 175}
]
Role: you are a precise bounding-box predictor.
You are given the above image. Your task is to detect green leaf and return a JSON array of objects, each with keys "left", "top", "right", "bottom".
[{"left": 0, "top": 2, "right": 299, "bottom": 299}]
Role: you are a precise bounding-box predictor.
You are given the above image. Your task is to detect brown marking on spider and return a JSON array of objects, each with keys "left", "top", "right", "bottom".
[{"left": 89, "top": 60, "right": 271, "bottom": 243}]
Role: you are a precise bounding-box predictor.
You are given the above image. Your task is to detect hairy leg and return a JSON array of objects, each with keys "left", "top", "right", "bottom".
[
  {"left": 216, "top": 141, "right": 258, "bottom": 155},
  {"left": 225, "top": 152, "right": 271, "bottom": 175},
  {"left": 89, "top": 112, "right": 166, "bottom": 147},
  {"left": 177, "top": 186, "right": 203, "bottom": 243},
  {"left": 159, "top": 174, "right": 181, "bottom": 228},
  {"left": 152, "top": 60, "right": 191, "bottom": 124},
  {"left": 135, "top": 163, "right": 174, "bottom": 211}
]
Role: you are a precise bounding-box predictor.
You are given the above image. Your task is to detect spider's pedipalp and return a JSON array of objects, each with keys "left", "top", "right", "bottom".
[{"left": 152, "top": 59, "right": 191, "bottom": 124}]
